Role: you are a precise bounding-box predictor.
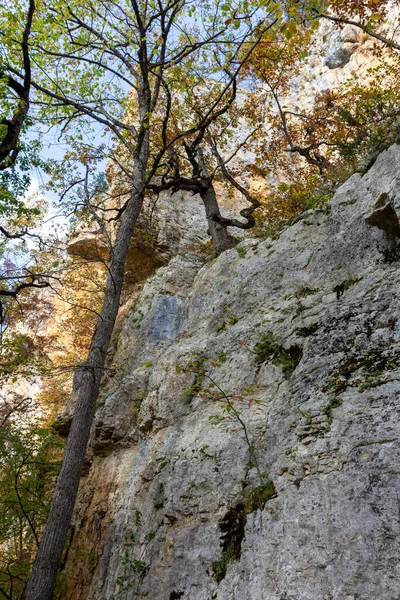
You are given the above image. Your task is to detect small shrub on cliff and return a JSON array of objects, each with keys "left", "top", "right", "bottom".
[
  {"left": 179, "top": 353, "right": 266, "bottom": 483},
  {"left": 211, "top": 480, "right": 277, "bottom": 582}
]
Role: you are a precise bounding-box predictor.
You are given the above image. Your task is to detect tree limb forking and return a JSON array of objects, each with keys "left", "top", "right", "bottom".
[
  {"left": 0, "top": 0, "right": 35, "bottom": 170},
  {"left": 314, "top": 10, "right": 400, "bottom": 52},
  {"left": 211, "top": 140, "right": 261, "bottom": 229},
  {"left": 10, "top": 3, "right": 288, "bottom": 598}
]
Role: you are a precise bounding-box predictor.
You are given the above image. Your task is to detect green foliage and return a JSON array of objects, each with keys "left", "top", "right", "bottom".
[
  {"left": 217, "top": 351, "right": 227, "bottom": 363},
  {"left": 0, "top": 418, "right": 63, "bottom": 598},
  {"left": 178, "top": 353, "right": 265, "bottom": 483},
  {"left": 246, "top": 14, "right": 400, "bottom": 238},
  {"left": 178, "top": 352, "right": 208, "bottom": 404},
  {"left": 211, "top": 546, "right": 236, "bottom": 583},
  {"left": 241, "top": 480, "right": 276, "bottom": 512},
  {"left": 100, "top": 509, "right": 148, "bottom": 600},
  {"left": 322, "top": 396, "right": 343, "bottom": 418},
  {"left": 332, "top": 61, "right": 400, "bottom": 159},
  {"left": 285, "top": 446, "right": 297, "bottom": 459},
  {"left": 357, "top": 377, "right": 388, "bottom": 392},
  {"left": 216, "top": 321, "right": 227, "bottom": 333},
  {"left": 299, "top": 407, "right": 313, "bottom": 422},
  {"left": 253, "top": 333, "right": 302, "bottom": 377},
  {"left": 293, "top": 285, "right": 319, "bottom": 299},
  {"left": 217, "top": 316, "right": 240, "bottom": 331},
  {"left": 254, "top": 176, "right": 332, "bottom": 240},
  {"left": 0, "top": 140, "right": 45, "bottom": 219},
  {"left": 321, "top": 348, "right": 399, "bottom": 399},
  {"left": 253, "top": 333, "right": 277, "bottom": 363},
  {"left": 235, "top": 245, "right": 248, "bottom": 258},
  {"left": 284, "top": 285, "right": 320, "bottom": 300},
  {"left": 0, "top": 104, "right": 58, "bottom": 381},
  {"left": 0, "top": 333, "right": 43, "bottom": 384},
  {"left": 333, "top": 278, "right": 360, "bottom": 299},
  {"left": 211, "top": 480, "right": 276, "bottom": 582}
]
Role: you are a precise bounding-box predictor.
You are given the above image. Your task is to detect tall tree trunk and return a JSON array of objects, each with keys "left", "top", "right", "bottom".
[
  {"left": 195, "top": 147, "right": 236, "bottom": 253},
  {"left": 200, "top": 182, "right": 237, "bottom": 253},
  {"left": 22, "top": 164, "right": 147, "bottom": 600}
]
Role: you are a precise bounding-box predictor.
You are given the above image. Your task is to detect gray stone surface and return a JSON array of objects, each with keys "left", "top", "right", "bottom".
[
  {"left": 61, "top": 144, "right": 400, "bottom": 600},
  {"left": 325, "top": 44, "right": 352, "bottom": 69},
  {"left": 324, "top": 24, "right": 362, "bottom": 69}
]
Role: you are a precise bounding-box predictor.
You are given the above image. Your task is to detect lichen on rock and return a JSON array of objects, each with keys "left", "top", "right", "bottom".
[{"left": 55, "top": 144, "right": 400, "bottom": 600}]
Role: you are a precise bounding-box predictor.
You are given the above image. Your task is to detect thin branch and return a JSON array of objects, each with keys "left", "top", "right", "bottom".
[
  {"left": 0, "top": 0, "right": 35, "bottom": 169},
  {"left": 211, "top": 140, "right": 261, "bottom": 229},
  {"left": 315, "top": 10, "right": 400, "bottom": 52}
]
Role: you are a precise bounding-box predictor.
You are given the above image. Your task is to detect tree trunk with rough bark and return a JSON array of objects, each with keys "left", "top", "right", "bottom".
[
  {"left": 200, "top": 181, "right": 237, "bottom": 253},
  {"left": 22, "top": 153, "right": 148, "bottom": 600},
  {"left": 196, "top": 148, "right": 237, "bottom": 253}
]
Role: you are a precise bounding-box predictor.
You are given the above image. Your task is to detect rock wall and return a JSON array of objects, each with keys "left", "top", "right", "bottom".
[
  {"left": 57, "top": 144, "right": 400, "bottom": 600},
  {"left": 288, "top": 3, "right": 400, "bottom": 106}
]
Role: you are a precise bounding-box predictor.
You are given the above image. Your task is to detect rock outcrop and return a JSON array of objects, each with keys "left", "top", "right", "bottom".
[
  {"left": 286, "top": 3, "right": 400, "bottom": 121},
  {"left": 57, "top": 144, "right": 400, "bottom": 600}
]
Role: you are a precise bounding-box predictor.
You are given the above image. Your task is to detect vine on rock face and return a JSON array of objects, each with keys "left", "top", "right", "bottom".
[
  {"left": 210, "top": 478, "right": 277, "bottom": 582},
  {"left": 177, "top": 353, "right": 266, "bottom": 485},
  {"left": 99, "top": 508, "right": 148, "bottom": 600},
  {"left": 175, "top": 353, "right": 277, "bottom": 583}
]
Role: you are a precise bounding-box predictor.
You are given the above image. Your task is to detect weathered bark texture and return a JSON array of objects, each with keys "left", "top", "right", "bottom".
[
  {"left": 199, "top": 183, "right": 237, "bottom": 253},
  {"left": 195, "top": 148, "right": 236, "bottom": 253},
  {"left": 22, "top": 159, "right": 147, "bottom": 600}
]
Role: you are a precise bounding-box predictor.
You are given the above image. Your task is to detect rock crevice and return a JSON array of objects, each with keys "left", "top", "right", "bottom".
[{"left": 56, "top": 144, "right": 400, "bottom": 600}]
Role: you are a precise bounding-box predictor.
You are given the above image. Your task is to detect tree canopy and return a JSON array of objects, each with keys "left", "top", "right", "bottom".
[{"left": 0, "top": 0, "right": 398, "bottom": 598}]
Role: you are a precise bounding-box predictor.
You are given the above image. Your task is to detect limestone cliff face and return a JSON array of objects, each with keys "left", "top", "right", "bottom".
[
  {"left": 288, "top": 4, "right": 400, "bottom": 105},
  {"left": 57, "top": 144, "right": 400, "bottom": 600}
]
